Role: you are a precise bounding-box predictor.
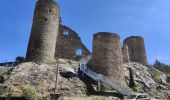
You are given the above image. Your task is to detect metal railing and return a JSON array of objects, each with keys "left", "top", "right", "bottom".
[{"left": 79, "top": 55, "right": 132, "bottom": 96}]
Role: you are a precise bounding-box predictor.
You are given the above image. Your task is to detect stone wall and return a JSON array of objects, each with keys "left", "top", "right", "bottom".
[
  {"left": 55, "top": 25, "right": 91, "bottom": 61},
  {"left": 91, "top": 32, "right": 125, "bottom": 86},
  {"left": 122, "top": 44, "right": 130, "bottom": 63},
  {"left": 124, "top": 36, "right": 148, "bottom": 65},
  {"left": 26, "top": 0, "right": 60, "bottom": 64}
]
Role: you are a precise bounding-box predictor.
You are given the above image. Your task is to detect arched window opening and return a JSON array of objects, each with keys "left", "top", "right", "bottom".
[
  {"left": 76, "top": 48, "right": 83, "bottom": 57},
  {"left": 63, "top": 30, "right": 69, "bottom": 36}
]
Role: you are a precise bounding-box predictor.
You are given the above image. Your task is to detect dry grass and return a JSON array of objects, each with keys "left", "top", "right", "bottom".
[{"left": 60, "top": 96, "right": 118, "bottom": 100}]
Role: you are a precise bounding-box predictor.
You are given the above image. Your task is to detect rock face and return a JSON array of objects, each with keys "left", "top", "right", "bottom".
[
  {"left": 2, "top": 60, "right": 87, "bottom": 98},
  {"left": 0, "top": 60, "right": 169, "bottom": 98},
  {"left": 26, "top": 0, "right": 60, "bottom": 64},
  {"left": 167, "top": 75, "right": 170, "bottom": 83},
  {"left": 124, "top": 62, "right": 170, "bottom": 97},
  {"left": 91, "top": 32, "right": 125, "bottom": 86},
  {"left": 124, "top": 63, "right": 157, "bottom": 92}
]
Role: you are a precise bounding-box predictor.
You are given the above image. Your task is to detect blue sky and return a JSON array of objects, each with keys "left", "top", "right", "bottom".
[{"left": 0, "top": 0, "right": 169, "bottom": 64}]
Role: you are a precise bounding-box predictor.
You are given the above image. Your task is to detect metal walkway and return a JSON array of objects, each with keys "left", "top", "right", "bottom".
[{"left": 79, "top": 55, "right": 133, "bottom": 96}]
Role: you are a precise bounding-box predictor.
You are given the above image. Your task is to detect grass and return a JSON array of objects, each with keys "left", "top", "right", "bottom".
[{"left": 60, "top": 95, "right": 112, "bottom": 100}]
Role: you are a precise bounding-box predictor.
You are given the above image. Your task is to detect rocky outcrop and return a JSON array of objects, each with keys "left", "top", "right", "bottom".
[
  {"left": 1, "top": 59, "right": 87, "bottom": 98},
  {"left": 124, "top": 62, "right": 157, "bottom": 92},
  {"left": 124, "top": 62, "right": 170, "bottom": 97},
  {"left": 0, "top": 60, "right": 170, "bottom": 99},
  {"left": 167, "top": 75, "right": 170, "bottom": 83}
]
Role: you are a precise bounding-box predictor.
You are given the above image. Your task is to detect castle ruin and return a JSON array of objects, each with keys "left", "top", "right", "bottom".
[
  {"left": 26, "top": 0, "right": 60, "bottom": 63},
  {"left": 91, "top": 32, "right": 126, "bottom": 86},
  {"left": 123, "top": 36, "right": 148, "bottom": 65},
  {"left": 25, "top": 0, "right": 149, "bottom": 91},
  {"left": 55, "top": 24, "right": 91, "bottom": 60}
]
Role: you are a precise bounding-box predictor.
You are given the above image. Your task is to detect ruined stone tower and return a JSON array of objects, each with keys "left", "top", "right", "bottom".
[
  {"left": 124, "top": 36, "right": 148, "bottom": 65},
  {"left": 91, "top": 32, "right": 125, "bottom": 85},
  {"left": 26, "top": 0, "right": 60, "bottom": 63},
  {"left": 122, "top": 44, "right": 130, "bottom": 63},
  {"left": 55, "top": 25, "right": 91, "bottom": 60}
]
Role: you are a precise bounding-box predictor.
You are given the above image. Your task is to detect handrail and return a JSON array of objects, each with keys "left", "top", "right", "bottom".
[{"left": 79, "top": 55, "right": 133, "bottom": 96}]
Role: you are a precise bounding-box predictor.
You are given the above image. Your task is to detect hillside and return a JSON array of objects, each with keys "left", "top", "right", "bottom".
[{"left": 0, "top": 59, "right": 169, "bottom": 99}]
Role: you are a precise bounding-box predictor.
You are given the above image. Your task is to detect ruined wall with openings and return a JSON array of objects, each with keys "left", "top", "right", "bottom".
[
  {"left": 123, "top": 36, "right": 148, "bottom": 65},
  {"left": 91, "top": 32, "right": 125, "bottom": 86},
  {"left": 26, "top": 0, "right": 60, "bottom": 64},
  {"left": 55, "top": 25, "right": 91, "bottom": 61}
]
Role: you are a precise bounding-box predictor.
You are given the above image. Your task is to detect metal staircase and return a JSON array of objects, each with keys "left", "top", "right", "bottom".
[{"left": 79, "top": 55, "right": 133, "bottom": 96}]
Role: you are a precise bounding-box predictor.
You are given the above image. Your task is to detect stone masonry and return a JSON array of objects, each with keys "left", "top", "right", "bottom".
[
  {"left": 124, "top": 36, "right": 148, "bottom": 65},
  {"left": 55, "top": 24, "right": 91, "bottom": 61},
  {"left": 26, "top": 0, "right": 60, "bottom": 64},
  {"left": 91, "top": 32, "right": 126, "bottom": 86},
  {"left": 122, "top": 44, "right": 130, "bottom": 63}
]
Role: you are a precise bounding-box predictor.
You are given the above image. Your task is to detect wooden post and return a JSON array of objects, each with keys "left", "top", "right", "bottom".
[{"left": 54, "top": 64, "right": 59, "bottom": 93}]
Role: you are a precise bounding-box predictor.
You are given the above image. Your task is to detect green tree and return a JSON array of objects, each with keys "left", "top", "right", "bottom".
[
  {"left": 153, "top": 60, "right": 170, "bottom": 73},
  {"left": 15, "top": 56, "right": 25, "bottom": 62},
  {"left": 128, "top": 67, "right": 136, "bottom": 88}
]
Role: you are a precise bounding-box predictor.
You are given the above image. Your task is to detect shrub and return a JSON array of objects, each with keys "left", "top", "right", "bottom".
[
  {"left": 23, "top": 86, "right": 39, "bottom": 100},
  {"left": 15, "top": 56, "right": 25, "bottom": 62},
  {"left": 132, "top": 86, "right": 140, "bottom": 92},
  {"left": 100, "top": 84, "right": 108, "bottom": 91},
  {"left": 152, "top": 73, "right": 161, "bottom": 82},
  {"left": 67, "top": 60, "right": 72, "bottom": 65}
]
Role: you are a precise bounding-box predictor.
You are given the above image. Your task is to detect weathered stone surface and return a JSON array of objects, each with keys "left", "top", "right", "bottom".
[
  {"left": 1, "top": 60, "right": 169, "bottom": 98},
  {"left": 167, "top": 75, "right": 170, "bottom": 83},
  {"left": 2, "top": 60, "right": 87, "bottom": 98},
  {"left": 124, "top": 62, "right": 157, "bottom": 92},
  {"left": 26, "top": 0, "right": 60, "bottom": 64},
  {"left": 55, "top": 25, "right": 91, "bottom": 61},
  {"left": 124, "top": 36, "right": 148, "bottom": 65},
  {"left": 124, "top": 62, "right": 170, "bottom": 97},
  {"left": 122, "top": 44, "right": 130, "bottom": 63},
  {"left": 0, "top": 67, "right": 12, "bottom": 75},
  {"left": 91, "top": 32, "right": 125, "bottom": 86},
  {"left": 147, "top": 65, "right": 168, "bottom": 85}
]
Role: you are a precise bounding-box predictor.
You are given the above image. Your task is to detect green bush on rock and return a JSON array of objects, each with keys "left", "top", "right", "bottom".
[
  {"left": 132, "top": 86, "right": 140, "bottom": 92},
  {"left": 23, "top": 86, "right": 39, "bottom": 100}
]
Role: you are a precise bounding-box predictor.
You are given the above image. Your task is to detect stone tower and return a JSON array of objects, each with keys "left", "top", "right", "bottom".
[
  {"left": 122, "top": 44, "right": 130, "bottom": 63},
  {"left": 124, "top": 36, "right": 148, "bottom": 65},
  {"left": 26, "top": 0, "right": 60, "bottom": 63},
  {"left": 91, "top": 32, "right": 125, "bottom": 86},
  {"left": 55, "top": 25, "right": 91, "bottom": 61}
]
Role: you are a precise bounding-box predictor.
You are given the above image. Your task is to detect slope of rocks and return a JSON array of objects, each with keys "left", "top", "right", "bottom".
[
  {"left": 0, "top": 59, "right": 87, "bottom": 98},
  {"left": 0, "top": 60, "right": 169, "bottom": 98},
  {"left": 124, "top": 62, "right": 170, "bottom": 97}
]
